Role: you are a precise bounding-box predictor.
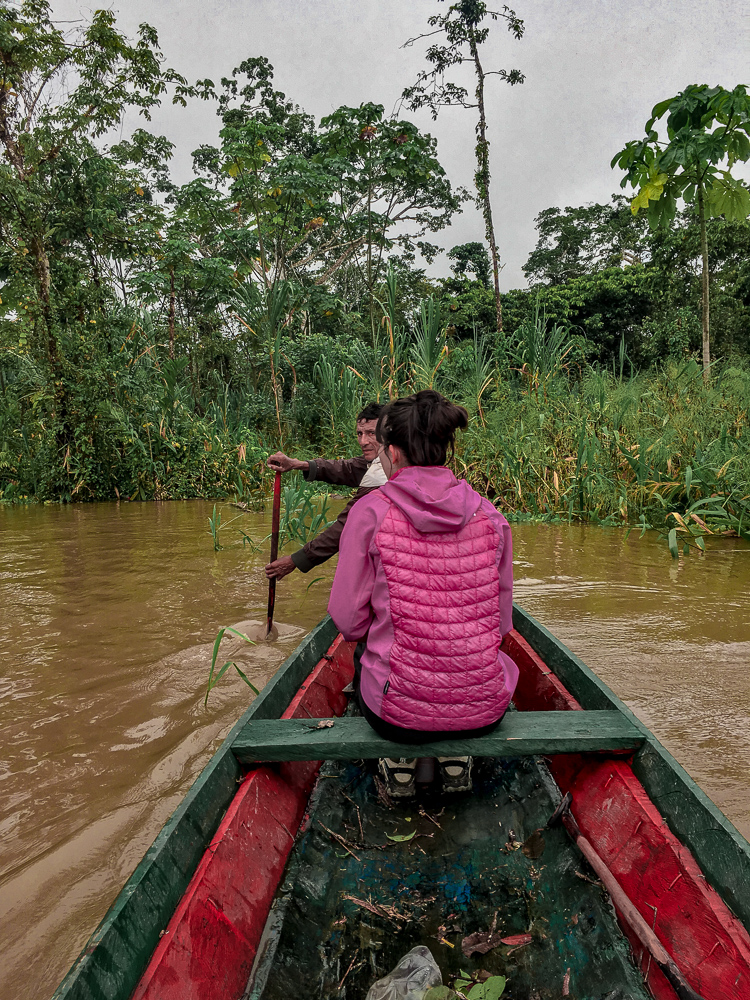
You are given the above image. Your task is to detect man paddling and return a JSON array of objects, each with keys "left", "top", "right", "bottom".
[{"left": 264, "top": 402, "right": 385, "bottom": 580}]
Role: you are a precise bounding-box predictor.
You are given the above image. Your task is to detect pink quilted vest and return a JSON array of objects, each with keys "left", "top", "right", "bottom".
[{"left": 375, "top": 501, "right": 505, "bottom": 730}]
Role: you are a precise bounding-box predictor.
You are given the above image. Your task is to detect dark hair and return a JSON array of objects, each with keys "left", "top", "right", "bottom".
[
  {"left": 357, "top": 401, "right": 384, "bottom": 423},
  {"left": 376, "top": 390, "right": 468, "bottom": 466}
]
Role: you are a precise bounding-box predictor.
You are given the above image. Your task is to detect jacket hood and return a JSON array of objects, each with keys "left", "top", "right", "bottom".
[{"left": 380, "top": 465, "right": 481, "bottom": 533}]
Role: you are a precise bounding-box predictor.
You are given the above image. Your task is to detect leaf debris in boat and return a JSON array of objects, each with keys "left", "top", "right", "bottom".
[
  {"left": 435, "top": 924, "right": 458, "bottom": 948},
  {"left": 374, "top": 775, "right": 394, "bottom": 809},
  {"left": 386, "top": 830, "right": 416, "bottom": 842},
  {"left": 504, "top": 829, "right": 522, "bottom": 851},
  {"left": 499, "top": 933, "right": 532, "bottom": 947},
  {"left": 575, "top": 870, "right": 601, "bottom": 886},
  {"left": 453, "top": 969, "right": 507, "bottom": 1000},
  {"left": 338, "top": 948, "right": 361, "bottom": 989},
  {"left": 521, "top": 829, "right": 545, "bottom": 859},
  {"left": 419, "top": 806, "right": 443, "bottom": 830},
  {"left": 424, "top": 988, "right": 455, "bottom": 1000},
  {"left": 318, "top": 823, "right": 360, "bottom": 861},
  {"left": 462, "top": 912, "right": 504, "bottom": 957},
  {"left": 342, "top": 893, "right": 409, "bottom": 923}
]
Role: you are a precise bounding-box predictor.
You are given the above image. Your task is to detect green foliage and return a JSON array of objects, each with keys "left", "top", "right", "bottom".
[
  {"left": 208, "top": 504, "right": 223, "bottom": 550},
  {"left": 509, "top": 299, "right": 575, "bottom": 396},
  {"left": 451, "top": 358, "right": 750, "bottom": 557},
  {"left": 612, "top": 83, "right": 750, "bottom": 370},
  {"left": 523, "top": 197, "right": 649, "bottom": 285},
  {"left": 411, "top": 296, "right": 448, "bottom": 389},
  {"left": 448, "top": 242, "right": 491, "bottom": 287},
  {"left": 425, "top": 972, "right": 506, "bottom": 1000},
  {"left": 1, "top": 2, "right": 749, "bottom": 561},
  {"left": 454, "top": 975, "right": 506, "bottom": 1000},
  {"left": 0, "top": 10, "right": 465, "bottom": 499},
  {"left": 278, "top": 478, "right": 333, "bottom": 548},
  {"left": 521, "top": 195, "right": 750, "bottom": 362},
  {"left": 613, "top": 84, "right": 750, "bottom": 229}
]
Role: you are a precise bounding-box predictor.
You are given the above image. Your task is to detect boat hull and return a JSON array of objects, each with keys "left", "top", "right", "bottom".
[{"left": 52, "top": 608, "right": 750, "bottom": 1000}]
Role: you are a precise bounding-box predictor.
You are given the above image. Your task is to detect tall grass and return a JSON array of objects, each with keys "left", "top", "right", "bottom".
[
  {"left": 3, "top": 268, "right": 748, "bottom": 561},
  {"left": 452, "top": 359, "right": 750, "bottom": 550}
]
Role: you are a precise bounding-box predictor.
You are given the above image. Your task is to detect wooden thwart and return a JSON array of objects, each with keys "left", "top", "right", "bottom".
[{"left": 231, "top": 710, "right": 644, "bottom": 764}]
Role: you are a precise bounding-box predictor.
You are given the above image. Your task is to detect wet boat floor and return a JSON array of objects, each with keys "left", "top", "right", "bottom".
[{"left": 246, "top": 755, "right": 651, "bottom": 1000}]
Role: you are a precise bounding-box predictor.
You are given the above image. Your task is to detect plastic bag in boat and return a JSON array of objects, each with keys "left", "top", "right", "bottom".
[{"left": 365, "top": 945, "right": 442, "bottom": 1000}]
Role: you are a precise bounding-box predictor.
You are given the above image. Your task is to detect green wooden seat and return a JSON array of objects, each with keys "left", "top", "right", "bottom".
[{"left": 231, "top": 710, "right": 645, "bottom": 764}]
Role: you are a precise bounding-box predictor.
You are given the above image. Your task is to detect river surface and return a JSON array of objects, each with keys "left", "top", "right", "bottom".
[{"left": 1, "top": 499, "right": 749, "bottom": 1000}]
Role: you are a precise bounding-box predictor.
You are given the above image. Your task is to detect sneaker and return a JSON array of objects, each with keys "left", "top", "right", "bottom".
[
  {"left": 437, "top": 756, "right": 473, "bottom": 793},
  {"left": 378, "top": 758, "right": 417, "bottom": 798}
]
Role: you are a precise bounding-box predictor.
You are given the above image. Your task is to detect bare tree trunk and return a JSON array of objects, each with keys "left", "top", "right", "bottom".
[
  {"left": 30, "top": 236, "right": 58, "bottom": 366},
  {"left": 367, "top": 167, "right": 375, "bottom": 345},
  {"left": 469, "top": 29, "right": 503, "bottom": 335},
  {"left": 697, "top": 179, "right": 710, "bottom": 380},
  {"left": 168, "top": 266, "right": 175, "bottom": 360}
]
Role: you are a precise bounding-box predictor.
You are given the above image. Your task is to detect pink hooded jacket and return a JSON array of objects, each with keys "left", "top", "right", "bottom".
[{"left": 328, "top": 465, "right": 518, "bottom": 731}]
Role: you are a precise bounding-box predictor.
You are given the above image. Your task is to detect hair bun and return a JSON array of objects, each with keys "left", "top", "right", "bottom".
[{"left": 377, "top": 390, "right": 468, "bottom": 467}]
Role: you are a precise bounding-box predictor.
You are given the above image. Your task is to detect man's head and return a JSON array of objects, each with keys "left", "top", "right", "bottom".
[{"left": 356, "top": 402, "right": 383, "bottom": 462}]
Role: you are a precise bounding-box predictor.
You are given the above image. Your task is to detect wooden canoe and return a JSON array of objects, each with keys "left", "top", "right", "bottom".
[{"left": 52, "top": 606, "right": 750, "bottom": 1000}]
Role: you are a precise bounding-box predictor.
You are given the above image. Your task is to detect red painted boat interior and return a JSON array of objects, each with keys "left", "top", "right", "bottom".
[
  {"left": 504, "top": 630, "right": 750, "bottom": 1000},
  {"left": 131, "top": 629, "right": 750, "bottom": 1000},
  {"left": 130, "top": 635, "right": 356, "bottom": 1000}
]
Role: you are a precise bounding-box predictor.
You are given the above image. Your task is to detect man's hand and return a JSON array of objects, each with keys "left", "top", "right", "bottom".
[
  {"left": 267, "top": 452, "right": 309, "bottom": 474},
  {"left": 265, "top": 555, "right": 297, "bottom": 580}
]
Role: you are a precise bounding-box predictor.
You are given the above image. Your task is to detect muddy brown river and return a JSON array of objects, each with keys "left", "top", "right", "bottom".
[{"left": 1, "top": 499, "right": 749, "bottom": 1000}]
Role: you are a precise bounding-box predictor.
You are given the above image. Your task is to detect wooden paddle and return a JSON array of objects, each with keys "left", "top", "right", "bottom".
[{"left": 266, "top": 471, "right": 282, "bottom": 637}]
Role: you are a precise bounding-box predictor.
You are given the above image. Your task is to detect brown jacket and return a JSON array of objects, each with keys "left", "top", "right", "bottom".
[{"left": 290, "top": 456, "right": 379, "bottom": 572}]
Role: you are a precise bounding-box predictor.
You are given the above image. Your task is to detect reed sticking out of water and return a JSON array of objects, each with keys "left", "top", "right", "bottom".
[{"left": 204, "top": 627, "right": 259, "bottom": 707}]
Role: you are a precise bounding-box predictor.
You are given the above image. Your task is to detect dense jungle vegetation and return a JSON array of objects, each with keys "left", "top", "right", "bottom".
[{"left": 1, "top": 2, "right": 749, "bottom": 550}]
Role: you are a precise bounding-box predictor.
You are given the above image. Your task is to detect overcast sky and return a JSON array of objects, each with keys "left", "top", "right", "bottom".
[{"left": 54, "top": 0, "right": 750, "bottom": 289}]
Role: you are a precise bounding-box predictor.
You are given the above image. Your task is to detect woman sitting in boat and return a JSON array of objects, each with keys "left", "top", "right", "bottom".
[{"left": 328, "top": 389, "right": 518, "bottom": 797}]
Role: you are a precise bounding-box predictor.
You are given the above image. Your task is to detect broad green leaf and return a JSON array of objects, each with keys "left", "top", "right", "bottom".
[
  {"left": 668, "top": 527, "right": 679, "bottom": 560},
  {"left": 386, "top": 830, "right": 416, "bottom": 842},
  {"left": 424, "top": 988, "right": 456, "bottom": 1000},
  {"left": 467, "top": 977, "right": 507, "bottom": 1000}
]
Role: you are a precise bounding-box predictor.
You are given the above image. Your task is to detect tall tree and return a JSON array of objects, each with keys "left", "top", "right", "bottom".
[
  {"left": 447, "top": 241, "right": 491, "bottom": 286},
  {"left": 523, "top": 196, "right": 649, "bottom": 286},
  {"left": 190, "top": 60, "right": 464, "bottom": 314},
  {"left": 0, "top": 0, "right": 190, "bottom": 468},
  {"left": 401, "top": 0, "right": 525, "bottom": 334},
  {"left": 612, "top": 84, "right": 750, "bottom": 376}
]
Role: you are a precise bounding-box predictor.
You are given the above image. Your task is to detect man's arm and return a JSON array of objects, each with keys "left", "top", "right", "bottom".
[
  {"left": 267, "top": 451, "right": 367, "bottom": 488},
  {"left": 267, "top": 452, "right": 310, "bottom": 474},
  {"left": 265, "top": 485, "right": 377, "bottom": 578},
  {"left": 303, "top": 455, "right": 368, "bottom": 488},
  {"left": 289, "top": 486, "right": 373, "bottom": 572}
]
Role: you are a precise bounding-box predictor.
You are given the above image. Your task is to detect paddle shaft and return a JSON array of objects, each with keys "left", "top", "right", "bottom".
[
  {"left": 551, "top": 794, "right": 705, "bottom": 1000},
  {"left": 266, "top": 471, "right": 282, "bottom": 636}
]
